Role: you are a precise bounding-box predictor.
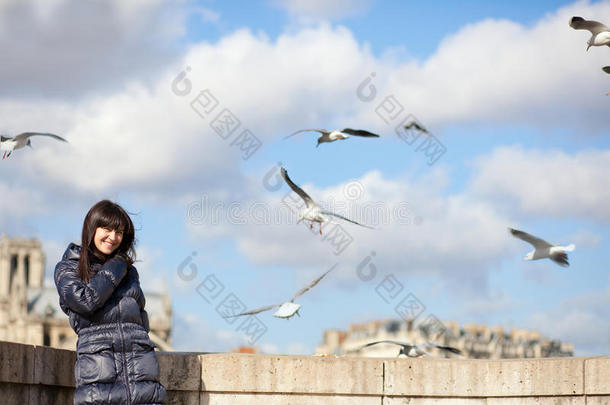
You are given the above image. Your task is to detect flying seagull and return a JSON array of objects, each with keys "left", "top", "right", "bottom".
[
  {"left": 0, "top": 132, "right": 67, "bottom": 159},
  {"left": 508, "top": 228, "right": 575, "bottom": 267},
  {"left": 569, "top": 16, "right": 610, "bottom": 50},
  {"left": 284, "top": 128, "right": 380, "bottom": 147},
  {"left": 403, "top": 121, "right": 429, "bottom": 135},
  {"left": 281, "top": 167, "right": 373, "bottom": 234},
  {"left": 225, "top": 264, "right": 336, "bottom": 319},
  {"left": 358, "top": 340, "right": 461, "bottom": 358}
]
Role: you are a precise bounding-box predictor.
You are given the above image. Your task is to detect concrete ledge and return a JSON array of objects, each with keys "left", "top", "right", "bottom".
[
  {"left": 585, "top": 357, "right": 610, "bottom": 395},
  {"left": 0, "top": 341, "right": 35, "bottom": 384},
  {"left": 157, "top": 351, "right": 201, "bottom": 391},
  {"left": 33, "top": 345, "right": 75, "bottom": 387},
  {"left": 200, "top": 353, "right": 384, "bottom": 395},
  {"left": 384, "top": 357, "right": 584, "bottom": 397},
  {"left": 0, "top": 341, "right": 608, "bottom": 404}
]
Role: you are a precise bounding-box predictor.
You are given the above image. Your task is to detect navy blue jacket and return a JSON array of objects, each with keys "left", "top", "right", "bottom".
[{"left": 55, "top": 243, "right": 167, "bottom": 404}]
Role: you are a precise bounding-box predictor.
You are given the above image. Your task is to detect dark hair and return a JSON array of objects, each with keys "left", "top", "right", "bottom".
[{"left": 77, "top": 200, "right": 136, "bottom": 282}]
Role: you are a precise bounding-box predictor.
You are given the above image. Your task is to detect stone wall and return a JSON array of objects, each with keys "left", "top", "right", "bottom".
[{"left": 0, "top": 341, "right": 608, "bottom": 404}]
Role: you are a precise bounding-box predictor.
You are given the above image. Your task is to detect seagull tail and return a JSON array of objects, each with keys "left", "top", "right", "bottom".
[{"left": 564, "top": 244, "right": 575, "bottom": 252}]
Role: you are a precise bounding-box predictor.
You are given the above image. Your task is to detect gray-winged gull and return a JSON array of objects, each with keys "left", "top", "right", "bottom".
[
  {"left": 569, "top": 16, "right": 610, "bottom": 50},
  {"left": 281, "top": 167, "right": 373, "bottom": 234},
  {"left": 0, "top": 132, "right": 67, "bottom": 159},
  {"left": 358, "top": 340, "right": 462, "bottom": 358},
  {"left": 284, "top": 128, "right": 380, "bottom": 147},
  {"left": 508, "top": 228, "right": 575, "bottom": 267},
  {"left": 225, "top": 264, "right": 336, "bottom": 319}
]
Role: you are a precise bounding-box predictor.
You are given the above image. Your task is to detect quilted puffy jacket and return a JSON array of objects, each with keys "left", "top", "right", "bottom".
[{"left": 54, "top": 243, "right": 167, "bottom": 404}]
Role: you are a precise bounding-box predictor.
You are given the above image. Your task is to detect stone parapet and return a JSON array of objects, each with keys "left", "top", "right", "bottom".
[{"left": 0, "top": 341, "right": 607, "bottom": 404}]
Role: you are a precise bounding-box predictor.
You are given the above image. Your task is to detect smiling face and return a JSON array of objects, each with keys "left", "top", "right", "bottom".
[{"left": 93, "top": 226, "right": 124, "bottom": 255}]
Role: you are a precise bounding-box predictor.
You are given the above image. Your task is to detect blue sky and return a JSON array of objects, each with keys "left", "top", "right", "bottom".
[{"left": 0, "top": 0, "right": 609, "bottom": 356}]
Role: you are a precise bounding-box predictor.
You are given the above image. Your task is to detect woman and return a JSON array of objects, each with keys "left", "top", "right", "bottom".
[{"left": 54, "top": 200, "right": 167, "bottom": 404}]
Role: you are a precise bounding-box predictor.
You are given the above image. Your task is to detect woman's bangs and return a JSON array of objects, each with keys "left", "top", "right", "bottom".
[{"left": 96, "top": 208, "right": 129, "bottom": 233}]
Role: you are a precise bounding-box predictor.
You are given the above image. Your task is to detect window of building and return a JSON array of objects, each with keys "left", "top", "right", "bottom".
[
  {"left": 24, "top": 255, "right": 30, "bottom": 286},
  {"left": 43, "top": 329, "right": 50, "bottom": 346},
  {"left": 9, "top": 254, "right": 18, "bottom": 291}
]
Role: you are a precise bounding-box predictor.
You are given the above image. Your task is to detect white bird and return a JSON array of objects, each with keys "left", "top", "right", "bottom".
[
  {"left": 225, "top": 264, "right": 336, "bottom": 319},
  {"left": 284, "top": 128, "right": 380, "bottom": 147},
  {"left": 508, "top": 228, "right": 575, "bottom": 267},
  {"left": 281, "top": 167, "right": 373, "bottom": 234},
  {"left": 569, "top": 16, "right": 610, "bottom": 50},
  {"left": 0, "top": 132, "right": 67, "bottom": 159},
  {"left": 358, "top": 340, "right": 462, "bottom": 358}
]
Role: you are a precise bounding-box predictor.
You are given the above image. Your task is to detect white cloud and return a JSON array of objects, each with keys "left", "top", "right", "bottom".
[
  {"left": 1, "top": 0, "right": 609, "bottom": 301},
  {"left": 187, "top": 167, "right": 515, "bottom": 294},
  {"left": 0, "top": 0, "right": 187, "bottom": 98},
  {"left": 357, "top": 1, "right": 610, "bottom": 132},
  {"left": 4, "top": 3, "right": 610, "bottom": 212},
  {"left": 469, "top": 145, "right": 610, "bottom": 222}
]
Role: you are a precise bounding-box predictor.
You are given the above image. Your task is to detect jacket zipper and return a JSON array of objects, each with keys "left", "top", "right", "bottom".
[{"left": 117, "top": 304, "right": 132, "bottom": 405}]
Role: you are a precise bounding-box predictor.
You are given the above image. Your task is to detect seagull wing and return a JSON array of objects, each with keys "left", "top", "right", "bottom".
[
  {"left": 405, "top": 122, "right": 429, "bottom": 134},
  {"left": 321, "top": 210, "right": 374, "bottom": 229},
  {"left": 603, "top": 66, "right": 610, "bottom": 74},
  {"left": 569, "top": 16, "right": 609, "bottom": 34},
  {"left": 341, "top": 128, "right": 380, "bottom": 137},
  {"left": 508, "top": 228, "right": 553, "bottom": 249},
  {"left": 14, "top": 132, "right": 68, "bottom": 142},
  {"left": 0, "top": 136, "right": 12, "bottom": 142},
  {"left": 281, "top": 168, "right": 315, "bottom": 208},
  {"left": 422, "top": 343, "right": 462, "bottom": 355},
  {"left": 284, "top": 129, "right": 326, "bottom": 139},
  {"left": 290, "top": 263, "right": 337, "bottom": 301},
  {"left": 360, "top": 340, "right": 406, "bottom": 349},
  {"left": 223, "top": 304, "right": 278, "bottom": 318}
]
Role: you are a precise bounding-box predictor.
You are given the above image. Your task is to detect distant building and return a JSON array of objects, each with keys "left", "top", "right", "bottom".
[
  {"left": 316, "top": 317, "right": 573, "bottom": 359},
  {"left": 0, "top": 234, "right": 173, "bottom": 351}
]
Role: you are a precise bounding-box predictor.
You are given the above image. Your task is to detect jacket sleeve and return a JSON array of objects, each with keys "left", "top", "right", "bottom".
[
  {"left": 140, "top": 309, "right": 151, "bottom": 333},
  {"left": 129, "top": 268, "right": 149, "bottom": 331},
  {"left": 54, "top": 256, "right": 128, "bottom": 317},
  {"left": 129, "top": 267, "right": 146, "bottom": 310}
]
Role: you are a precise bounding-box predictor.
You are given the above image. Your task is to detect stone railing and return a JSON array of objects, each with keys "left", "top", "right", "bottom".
[{"left": 0, "top": 341, "right": 608, "bottom": 404}]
